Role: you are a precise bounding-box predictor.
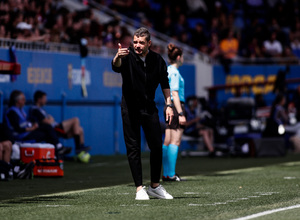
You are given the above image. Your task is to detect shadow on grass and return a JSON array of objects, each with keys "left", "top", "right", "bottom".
[{"left": 4, "top": 195, "right": 77, "bottom": 204}]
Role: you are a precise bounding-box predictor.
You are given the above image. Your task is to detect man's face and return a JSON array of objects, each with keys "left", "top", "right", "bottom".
[
  {"left": 133, "top": 35, "right": 151, "bottom": 57},
  {"left": 40, "top": 95, "right": 47, "bottom": 106},
  {"left": 17, "top": 94, "right": 26, "bottom": 107}
]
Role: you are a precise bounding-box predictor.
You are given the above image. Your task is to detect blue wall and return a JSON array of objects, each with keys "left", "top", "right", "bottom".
[{"left": 0, "top": 48, "right": 196, "bottom": 155}]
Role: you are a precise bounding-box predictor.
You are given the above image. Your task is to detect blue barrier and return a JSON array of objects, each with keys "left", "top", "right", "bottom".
[{"left": 0, "top": 91, "right": 3, "bottom": 124}]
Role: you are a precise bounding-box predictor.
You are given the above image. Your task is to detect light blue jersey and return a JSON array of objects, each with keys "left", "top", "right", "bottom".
[{"left": 168, "top": 65, "right": 185, "bottom": 102}]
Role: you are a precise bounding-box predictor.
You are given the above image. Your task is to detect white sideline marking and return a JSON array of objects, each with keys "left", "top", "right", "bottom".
[
  {"left": 216, "top": 167, "right": 263, "bottom": 175},
  {"left": 232, "top": 204, "right": 300, "bottom": 220},
  {"left": 258, "top": 192, "right": 279, "bottom": 196},
  {"left": 40, "top": 187, "right": 109, "bottom": 197},
  {"left": 188, "top": 192, "right": 277, "bottom": 207},
  {"left": 284, "top": 176, "right": 296, "bottom": 180},
  {"left": 38, "top": 205, "right": 71, "bottom": 207},
  {"left": 281, "top": 161, "right": 300, "bottom": 166},
  {"left": 215, "top": 160, "right": 300, "bottom": 176},
  {"left": 184, "top": 192, "right": 199, "bottom": 195},
  {"left": 189, "top": 204, "right": 202, "bottom": 206}
]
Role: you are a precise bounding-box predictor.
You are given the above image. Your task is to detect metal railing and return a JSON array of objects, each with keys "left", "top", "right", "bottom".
[
  {"left": 234, "top": 56, "right": 300, "bottom": 65},
  {"left": 0, "top": 38, "right": 117, "bottom": 57}
]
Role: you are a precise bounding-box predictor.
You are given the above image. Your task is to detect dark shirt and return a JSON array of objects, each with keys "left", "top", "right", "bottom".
[
  {"left": 28, "top": 107, "right": 47, "bottom": 123},
  {"left": 184, "top": 107, "right": 197, "bottom": 134},
  {"left": 6, "top": 110, "right": 27, "bottom": 133},
  {"left": 112, "top": 47, "right": 169, "bottom": 112}
]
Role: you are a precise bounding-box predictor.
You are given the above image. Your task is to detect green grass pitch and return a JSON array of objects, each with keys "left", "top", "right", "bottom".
[{"left": 1, "top": 153, "right": 300, "bottom": 220}]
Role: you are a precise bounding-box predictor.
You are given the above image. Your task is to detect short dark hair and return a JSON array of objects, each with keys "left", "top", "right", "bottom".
[
  {"left": 34, "top": 90, "right": 46, "bottom": 103},
  {"left": 133, "top": 27, "right": 151, "bottom": 41}
]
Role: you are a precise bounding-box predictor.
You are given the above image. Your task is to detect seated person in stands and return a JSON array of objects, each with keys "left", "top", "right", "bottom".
[
  {"left": 4, "top": 90, "right": 71, "bottom": 156},
  {"left": 263, "top": 93, "right": 300, "bottom": 151},
  {"left": 292, "top": 85, "right": 300, "bottom": 121},
  {"left": 0, "top": 123, "right": 13, "bottom": 180},
  {"left": 184, "top": 96, "right": 215, "bottom": 154},
  {"left": 0, "top": 123, "right": 12, "bottom": 164},
  {"left": 263, "top": 93, "right": 290, "bottom": 137},
  {"left": 29, "top": 90, "right": 90, "bottom": 154}
]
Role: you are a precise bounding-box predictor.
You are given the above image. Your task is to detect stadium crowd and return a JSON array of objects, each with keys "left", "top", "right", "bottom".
[{"left": 0, "top": 0, "right": 300, "bottom": 62}]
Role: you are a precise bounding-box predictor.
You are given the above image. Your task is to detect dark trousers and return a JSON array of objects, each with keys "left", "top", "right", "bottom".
[
  {"left": 23, "top": 123, "right": 59, "bottom": 146},
  {"left": 122, "top": 108, "right": 163, "bottom": 187}
]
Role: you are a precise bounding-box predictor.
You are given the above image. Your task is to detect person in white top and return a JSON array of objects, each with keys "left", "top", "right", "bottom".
[{"left": 263, "top": 31, "right": 283, "bottom": 57}]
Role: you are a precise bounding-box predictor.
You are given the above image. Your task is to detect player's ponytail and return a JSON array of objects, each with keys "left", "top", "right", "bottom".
[{"left": 167, "top": 43, "right": 182, "bottom": 64}]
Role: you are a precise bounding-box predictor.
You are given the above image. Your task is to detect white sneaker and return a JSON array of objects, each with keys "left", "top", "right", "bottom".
[
  {"left": 147, "top": 185, "right": 173, "bottom": 199},
  {"left": 135, "top": 186, "right": 150, "bottom": 200}
]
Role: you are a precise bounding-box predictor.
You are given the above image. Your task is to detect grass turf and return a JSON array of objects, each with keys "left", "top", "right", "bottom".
[{"left": 1, "top": 153, "right": 300, "bottom": 220}]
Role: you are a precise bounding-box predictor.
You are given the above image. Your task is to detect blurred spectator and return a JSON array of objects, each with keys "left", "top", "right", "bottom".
[
  {"left": 247, "top": 37, "right": 263, "bottom": 58},
  {"left": 245, "top": 0, "right": 265, "bottom": 20},
  {"left": 109, "top": 0, "right": 134, "bottom": 16},
  {"left": 184, "top": 96, "right": 215, "bottom": 154},
  {"left": 281, "top": 46, "right": 298, "bottom": 64},
  {"left": 29, "top": 90, "right": 91, "bottom": 155},
  {"left": 173, "top": 13, "right": 189, "bottom": 37},
  {"left": 0, "top": 123, "right": 12, "bottom": 164},
  {"left": 156, "top": 16, "right": 175, "bottom": 37},
  {"left": 291, "top": 20, "right": 300, "bottom": 41},
  {"left": 219, "top": 28, "right": 239, "bottom": 73},
  {"left": 264, "top": 93, "right": 300, "bottom": 138},
  {"left": 0, "top": 124, "right": 13, "bottom": 180},
  {"left": 290, "top": 20, "right": 300, "bottom": 58},
  {"left": 254, "top": 93, "right": 267, "bottom": 108},
  {"left": 186, "top": 0, "right": 207, "bottom": 17},
  {"left": 190, "top": 23, "right": 208, "bottom": 52},
  {"left": 209, "top": 17, "right": 221, "bottom": 37},
  {"left": 178, "top": 31, "right": 190, "bottom": 46},
  {"left": 131, "top": 0, "right": 151, "bottom": 21},
  {"left": 263, "top": 93, "right": 287, "bottom": 137},
  {"left": 290, "top": 36, "right": 300, "bottom": 58},
  {"left": 246, "top": 0, "right": 264, "bottom": 7},
  {"left": 263, "top": 31, "right": 283, "bottom": 57},
  {"left": 292, "top": 85, "right": 300, "bottom": 121},
  {"left": 219, "top": 29, "right": 239, "bottom": 60},
  {"left": 273, "top": 66, "right": 289, "bottom": 94},
  {"left": 0, "top": 25, "right": 7, "bottom": 38},
  {"left": 212, "top": 1, "right": 227, "bottom": 19},
  {"left": 207, "top": 32, "right": 220, "bottom": 59},
  {"left": 265, "top": 93, "right": 300, "bottom": 152}
]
